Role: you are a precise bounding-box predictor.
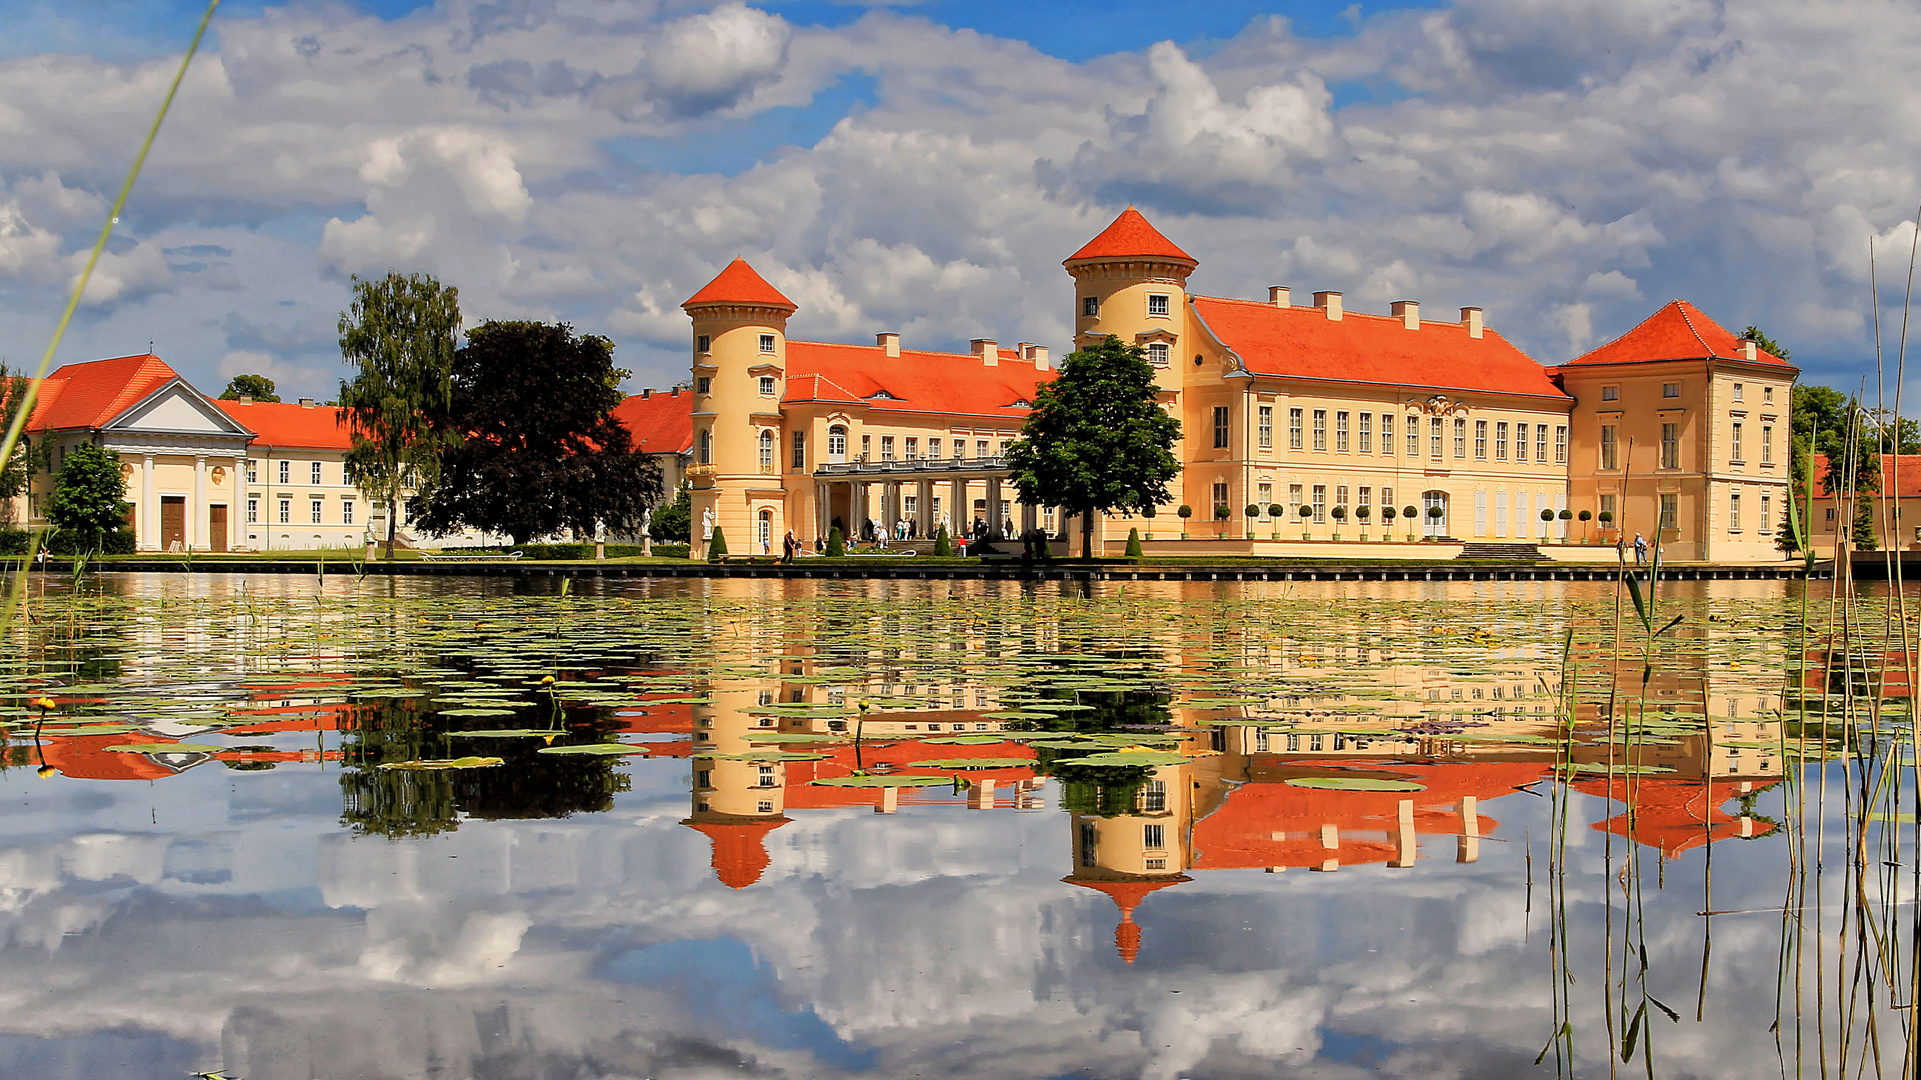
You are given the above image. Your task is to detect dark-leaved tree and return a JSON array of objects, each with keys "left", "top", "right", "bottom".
[
  {"left": 219, "top": 374, "right": 280, "bottom": 402},
  {"left": 411, "top": 321, "right": 662, "bottom": 545},
  {"left": 46, "top": 443, "right": 130, "bottom": 552},
  {"left": 1005, "top": 335, "right": 1181, "bottom": 558}
]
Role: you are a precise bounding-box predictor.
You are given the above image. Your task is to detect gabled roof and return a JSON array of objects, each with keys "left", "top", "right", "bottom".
[
  {"left": 683, "top": 257, "right": 797, "bottom": 312},
  {"left": 611, "top": 390, "right": 694, "bottom": 455},
  {"left": 1191, "top": 297, "right": 1569, "bottom": 400},
  {"left": 782, "top": 341, "right": 1048, "bottom": 422},
  {"left": 1563, "top": 300, "right": 1792, "bottom": 368},
  {"left": 29, "top": 353, "right": 181, "bottom": 431},
  {"left": 213, "top": 399, "right": 352, "bottom": 449},
  {"left": 1065, "top": 207, "right": 1196, "bottom": 267}
]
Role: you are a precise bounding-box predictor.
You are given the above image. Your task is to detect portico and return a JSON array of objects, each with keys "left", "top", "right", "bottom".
[{"left": 813, "top": 456, "right": 1041, "bottom": 542}]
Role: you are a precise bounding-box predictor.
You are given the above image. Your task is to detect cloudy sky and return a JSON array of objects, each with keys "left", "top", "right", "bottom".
[{"left": 3, "top": 0, "right": 1918, "bottom": 402}]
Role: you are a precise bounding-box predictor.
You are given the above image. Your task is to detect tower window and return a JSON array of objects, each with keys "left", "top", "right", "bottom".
[
  {"left": 759, "top": 376, "right": 776, "bottom": 395},
  {"left": 1147, "top": 342, "right": 1168, "bottom": 366},
  {"left": 1213, "top": 406, "right": 1230, "bottom": 449},
  {"left": 1148, "top": 294, "right": 1170, "bottom": 316},
  {"left": 697, "top": 377, "right": 711, "bottom": 394},
  {"left": 696, "top": 335, "right": 710, "bottom": 353},
  {"left": 759, "top": 334, "right": 776, "bottom": 353},
  {"left": 1082, "top": 296, "right": 1099, "bottom": 317}
]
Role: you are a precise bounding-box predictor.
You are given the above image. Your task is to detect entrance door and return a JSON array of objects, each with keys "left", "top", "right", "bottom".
[
  {"left": 208, "top": 504, "right": 228, "bottom": 553},
  {"left": 160, "top": 496, "right": 186, "bottom": 551},
  {"left": 758, "top": 510, "right": 773, "bottom": 554},
  {"left": 1423, "top": 490, "right": 1449, "bottom": 538}
]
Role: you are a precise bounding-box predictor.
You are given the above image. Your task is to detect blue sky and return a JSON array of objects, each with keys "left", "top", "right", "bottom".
[{"left": 0, "top": 0, "right": 1912, "bottom": 400}]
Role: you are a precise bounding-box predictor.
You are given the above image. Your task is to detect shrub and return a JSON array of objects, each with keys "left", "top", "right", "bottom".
[
  {"left": 1578, "top": 510, "right": 1592, "bottom": 522},
  {"left": 931, "top": 525, "right": 951, "bottom": 557},
  {"left": 651, "top": 543, "right": 691, "bottom": 559},
  {"left": 1558, "top": 508, "right": 1573, "bottom": 521},
  {"left": 1381, "top": 506, "right": 1397, "bottom": 522},
  {"left": 46, "top": 528, "right": 135, "bottom": 555},
  {"left": 1426, "top": 505, "right": 1444, "bottom": 519},
  {"left": 1355, "top": 505, "right": 1370, "bottom": 521},
  {"left": 1125, "top": 527, "right": 1142, "bottom": 556},
  {"left": 1598, "top": 510, "right": 1614, "bottom": 524},
  {"left": 1267, "top": 503, "right": 1284, "bottom": 518},
  {"left": 1243, "top": 503, "right": 1260, "bottom": 519},
  {"left": 516, "top": 543, "right": 654, "bottom": 560},
  {"left": 1402, "top": 505, "right": 1418, "bottom": 521},
  {"left": 0, "top": 529, "right": 27, "bottom": 555},
  {"left": 1330, "top": 505, "right": 1347, "bottom": 521},
  {"left": 1212, "top": 503, "right": 1231, "bottom": 520},
  {"left": 706, "top": 526, "right": 728, "bottom": 562},
  {"left": 1298, "top": 504, "right": 1313, "bottom": 519},
  {"left": 826, "top": 526, "right": 845, "bottom": 557},
  {"left": 1177, "top": 505, "right": 1193, "bottom": 519},
  {"left": 1540, "top": 508, "right": 1555, "bottom": 523}
]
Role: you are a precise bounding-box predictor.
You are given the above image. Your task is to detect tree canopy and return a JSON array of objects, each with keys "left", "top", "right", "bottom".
[
  {"left": 45, "top": 443, "right": 130, "bottom": 550},
  {"left": 219, "top": 374, "right": 279, "bottom": 402},
  {"left": 409, "top": 320, "right": 663, "bottom": 545},
  {"left": 337, "top": 271, "right": 462, "bottom": 557},
  {"left": 0, "top": 366, "right": 47, "bottom": 525},
  {"left": 1005, "top": 335, "right": 1181, "bottom": 557}
]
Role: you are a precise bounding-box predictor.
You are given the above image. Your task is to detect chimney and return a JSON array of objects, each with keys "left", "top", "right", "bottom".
[
  {"left": 237, "top": 394, "right": 253, "bottom": 405},
  {"left": 1313, "top": 291, "right": 1343, "bottom": 321},
  {"left": 877, "top": 332, "right": 901, "bottom": 358},
  {"left": 642, "top": 388, "right": 653, "bottom": 399},
  {"left": 972, "top": 338, "right": 999, "bottom": 367},
  {"left": 1391, "top": 300, "right": 1420, "bottom": 330},
  {"left": 1740, "top": 338, "right": 1757, "bottom": 361},
  {"left": 299, "top": 397, "right": 316, "bottom": 409},
  {"left": 1268, "top": 286, "right": 1290, "bottom": 307},
  {"left": 1026, "top": 344, "right": 1051, "bottom": 371},
  {"left": 672, "top": 386, "right": 681, "bottom": 396},
  {"left": 1461, "top": 307, "right": 1483, "bottom": 339}
]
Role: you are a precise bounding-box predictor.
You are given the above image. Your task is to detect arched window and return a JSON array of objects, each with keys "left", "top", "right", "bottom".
[
  {"left": 758, "top": 430, "right": 774, "bottom": 470},
  {"left": 758, "top": 509, "right": 773, "bottom": 553},
  {"left": 827, "top": 425, "right": 847, "bottom": 463},
  {"left": 698, "top": 428, "right": 711, "bottom": 464}
]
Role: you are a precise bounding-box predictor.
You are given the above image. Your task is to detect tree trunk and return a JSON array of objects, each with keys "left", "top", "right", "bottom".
[
  {"left": 384, "top": 496, "right": 396, "bottom": 560},
  {"left": 1081, "top": 506, "right": 1095, "bottom": 559}
]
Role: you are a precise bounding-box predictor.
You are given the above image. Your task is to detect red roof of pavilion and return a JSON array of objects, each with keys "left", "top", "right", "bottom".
[
  {"left": 611, "top": 390, "right": 695, "bottom": 455},
  {"left": 1064, "top": 208, "right": 1197, "bottom": 267},
  {"left": 29, "top": 354, "right": 180, "bottom": 431},
  {"left": 213, "top": 399, "right": 352, "bottom": 449},
  {"left": 686, "top": 817, "right": 789, "bottom": 889},
  {"left": 683, "top": 257, "right": 797, "bottom": 311},
  {"left": 1562, "top": 300, "right": 1792, "bottom": 368},
  {"left": 782, "top": 341, "right": 1047, "bottom": 422}
]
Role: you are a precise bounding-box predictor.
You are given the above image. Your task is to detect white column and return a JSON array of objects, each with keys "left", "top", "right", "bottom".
[
  {"left": 191, "top": 456, "right": 207, "bottom": 550},
  {"left": 1021, "top": 501, "right": 1038, "bottom": 536},
  {"left": 950, "top": 479, "right": 968, "bottom": 537},
  {"left": 917, "top": 480, "right": 934, "bottom": 537},
  {"left": 231, "top": 458, "right": 244, "bottom": 551},
  {"left": 987, "top": 477, "right": 1003, "bottom": 537},
  {"left": 140, "top": 454, "right": 156, "bottom": 551},
  {"left": 816, "top": 483, "right": 829, "bottom": 541}
]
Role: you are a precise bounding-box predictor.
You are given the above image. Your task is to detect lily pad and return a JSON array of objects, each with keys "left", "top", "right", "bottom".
[
  {"left": 923, "top": 735, "right": 1004, "bottom": 745},
  {"left": 809, "top": 774, "right": 951, "bottom": 787},
  {"left": 915, "top": 758, "right": 1033, "bottom": 770},
  {"left": 106, "top": 743, "right": 224, "bottom": 754},
  {"left": 1060, "top": 751, "right": 1190, "bottom": 767},
  {"left": 537, "top": 743, "right": 650, "bottom": 756},
  {"left": 378, "top": 756, "right": 506, "bottom": 770},
  {"left": 444, "top": 728, "right": 556, "bottom": 738},
  {"left": 1284, "top": 777, "right": 1427, "bottom": 792}
]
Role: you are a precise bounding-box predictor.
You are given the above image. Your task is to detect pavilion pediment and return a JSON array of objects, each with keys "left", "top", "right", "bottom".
[{"left": 104, "top": 380, "right": 253, "bottom": 439}]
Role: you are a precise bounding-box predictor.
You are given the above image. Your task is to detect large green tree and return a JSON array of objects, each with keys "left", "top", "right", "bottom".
[
  {"left": 410, "top": 321, "right": 663, "bottom": 545},
  {"left": 45, "top": 443, "right": 130, "bottom": 551},
  {"left": 1005, "top": 335, "right": 1181, "bottom": 558},
  {"left": 0, "top": 366, "right": 48, "bottom": 525},
  {"left": 218, "top": 374, "right": 279, "bottom": 402},
  {"left": 337, "top": 272, "right": 462, "bottom": 557}
]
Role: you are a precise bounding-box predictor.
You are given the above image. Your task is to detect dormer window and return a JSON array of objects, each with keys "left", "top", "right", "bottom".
[
  {"left": 1601, "top": 385, "right": 1619, "bottom": 401},
  {"left": 866, "top": 389, "right": 901, "bottom": 401},
  {"left": 1663, "top": 382, "right": 1680, "bottom": 398},
  {"left": 696, "top": 335, "right": 710, "bottom": 353},
  {"left": 759, "top": 334, "right": 776, "bottom": 353},
  {"left": 1008, "top": 398, "right": 1032, "bottom": 409},
  {"left": 1082, "top": 297, "right": 1099, "bottom": 317},
  {"left": 759, "top": 376, "right": 776, "bottom": 395}
]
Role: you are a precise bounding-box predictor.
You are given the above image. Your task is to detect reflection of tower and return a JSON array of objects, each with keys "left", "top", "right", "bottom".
[
  {"left": 682, "top": 656, "right": 789, "bottom": 890},
  {"left": 1062, "top": 763, "right": 1195, "bottom": 964}
]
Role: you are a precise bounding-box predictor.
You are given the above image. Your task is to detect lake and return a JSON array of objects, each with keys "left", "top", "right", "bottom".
[{"left": 0, "top": 572, "right": 1899, "bottom": 1079}]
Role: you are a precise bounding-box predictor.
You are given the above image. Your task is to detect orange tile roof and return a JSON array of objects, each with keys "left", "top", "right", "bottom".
[
  {"left": 1065, "top": 207, "right": 1197, "bottom": 267},
  {"left": 1563, "top": 300, "right": 1792, "bottom": 368},
  {"left": 1573, "top": 777, "right": 1778, "bottom": 858},
  {"left": 611, "top": 390, "right": 694, "bottom": 455},
  {"left": 29, "top": 354, "right": 180, "bottom": 431},
  {"left": 1192, "top": 297, "right": 1570, "bottom": 399},
  {"left": 783, "top": 341, "right": 1048, "bottom": 422},
  {"left": 1064, "top": 875, "right": 1191, "bottom": 964},
  {"left": 213, "top": 399, "right": 351, "bottom": 449},
  {"left": 1815, "top": 454, "right": 1921, "bottom": 499},
  {"left": 686, "top": 817, "right": 788, "bottom": 889},
  {"left": 683, "top": 257, "right": 797, "bottom": 311}
]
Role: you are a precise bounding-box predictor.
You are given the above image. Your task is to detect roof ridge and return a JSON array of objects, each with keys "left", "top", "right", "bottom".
[{"left": 1670, "top": 299, "right": 1714, "bottom": 356}]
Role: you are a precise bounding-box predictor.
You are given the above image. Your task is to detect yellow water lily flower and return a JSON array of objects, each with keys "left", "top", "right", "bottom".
[
  {"left": 30, "top": 697, "right": 55, "bottom": 711},
  {"left": 35, "top": 766, "right": 55, "bottom": 779}
]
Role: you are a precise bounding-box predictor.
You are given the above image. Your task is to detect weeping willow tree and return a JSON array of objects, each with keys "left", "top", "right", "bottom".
[{"left": 337, "top": 272, "right": 462, "bottom": 558}]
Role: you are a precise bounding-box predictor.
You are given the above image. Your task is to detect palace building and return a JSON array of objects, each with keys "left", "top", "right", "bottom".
[{"left": 681, "top": 207, "right": 1799, "bottom": 563}]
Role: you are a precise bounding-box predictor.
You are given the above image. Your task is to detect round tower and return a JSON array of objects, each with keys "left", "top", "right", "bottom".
[
  {"left": 682, "top": 258, "right": 797, "bottom": 558},
  {"left": 1062, "top": 207, "right": 1198, "bottom": 394}
]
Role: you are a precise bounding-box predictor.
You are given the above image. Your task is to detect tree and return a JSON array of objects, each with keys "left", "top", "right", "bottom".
[
  {"left": 411, "top": 322, "right": 664, "bottom": 546},
  {"left": 0, "top": 366, "right": 48, "bottom": 525},
  {"left": 45, "top": 443, "right": 130, "bottom": 551},
  {"left": 1741, "top": 326, "right": 1790, "bottom": 363},
  {"left": 218, "top": 374, "right": 279, "bottom": 402},
  {"left": 338, "top": 272, "right": 462, "bottom": 558},
  {"left": 1005, "top": 336, "right": 1181, "bottom": 557},
  {"left": 650, "top": 484, "right": 691, "bottom": 542}
]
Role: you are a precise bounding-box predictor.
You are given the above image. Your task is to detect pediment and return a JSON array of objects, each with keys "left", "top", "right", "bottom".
[
  {"left": 105, "top": 380, "right": 251, "bottom": 437},
  {"left": 1135, "top": 329, "right": 1180, "bottom": 345}
]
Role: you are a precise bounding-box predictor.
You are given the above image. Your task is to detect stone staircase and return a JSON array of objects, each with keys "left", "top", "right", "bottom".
[{"left": 1456, "top": 542, "right": 1546, "bottom": 562}]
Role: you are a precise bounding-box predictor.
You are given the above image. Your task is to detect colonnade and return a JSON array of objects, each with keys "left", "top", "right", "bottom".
[{"left": 812, "top": 475, "right": 1043, "bottom": 543}]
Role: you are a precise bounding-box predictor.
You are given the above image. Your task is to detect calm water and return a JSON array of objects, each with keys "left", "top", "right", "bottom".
[{"left": 0, "top": 572, "right": 1903, "bottom": 1079}]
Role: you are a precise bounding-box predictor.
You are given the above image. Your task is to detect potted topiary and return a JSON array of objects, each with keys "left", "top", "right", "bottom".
[
  {"left": 1330, "top": 504, "right": 1347, "bottom": 539},
  {"left": 1597, "top": 509, "right": 1614, "bottom": 541},
  {"left": 1243, "top": 503, "right": 1260, "bottom": 540},
  {"left": 1425, "top": 504, "right": 1445, "bottom": 539},
  {"left": 1178, "top": 504, "right": 1193, "bottom": 539},
  {"left": 1267, "top": 503, "right": 1285, "bottom": 540},
  {"left": 1298, "top": 502, "right": 1314, "bottom": 540},
  {"left": 1141, "top": 502, "right": 1156, "bottom": 541},
  {"left": 1380, "top": 504, "right": 1396, "bottom": 540},
  {"left": 1557, "top": 507, "right": 1573, "bottom": 543},
  {"left": 1355, "top": 503, "right": 1371, "bottom": 539},
  {"left": 1540, "top": 507, "right": 1556, "bottom": 542},
  {"left": 1577, "top": 508, "right": 1592, "bottom": 542},
  {"left": 1403, "top": 505, "right": 1419, "bottom": 542},
  {"left": 1213, "top": 503, "right": 1231, "bottom": 538}
]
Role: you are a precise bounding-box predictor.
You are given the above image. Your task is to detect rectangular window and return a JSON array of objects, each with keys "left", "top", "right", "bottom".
[
  {"left": 1494, "top": 421, "right": 1508, "bottom": 461},
  {"left": 1336, "top": 411, "right": 1350, "bottom": 452},
  {"left": 1406, "top": 418, "right": 1419, "bottom": 457},
  {"left": 1430, "top": 417, "right": 1444, "bottom": 458},
  {"left": 1289, "top": 408, "right": 1304, "bottom": 450},
  {"left": 1335, "top": 485, "right": 1348, "bottom": 513},
  {"left": 1555, "top": 425, "right": 1568, "bottom": 464},
  {"left": 1082, "top": 296, "right": 1099, "bottom": 317},
  {"left": 1358, "top": 486, "right": 1371, "bottom": 511},
  {"left": 246, "top": 498, "right": 257, "bottom": 524},
  {"left": 1764, "top": 386, "right": 1774, "bottom": 403},
  {"left": 1661, "top": 423, "right": 1680, "bottom": 469},
  {"left": 1663, "top": 381, "right": 1680, "bottom": 398},
  {"left": 904, "top": 437, "right": 918, "bottom": 460},
  {"left": 1600, "top": 494, "right": 1616, "bottom": 521},
  {"left": 1475, "top": 490, "right": 1488, "bottom": 534},
  {"left": 1148, "top": 293, "right": 1170, "bottom": 316},
  {"left": 792, "top": 431, "right": 806, "bottom": 469},
  {"left": 1148, "top": 342, "right": 1168, "bottom": 366},
  {"left": 696, "top": 334, "right": 710, "bottom": 353},
  {"left": 1312, "top": 409, "right": 1327, "bottom": 451},
  {"left": 1762, "top": 425, "right": 1773, "bottom": 464},
  {"left": 278, "top": 499, "right": 290, "bottom": 524},
  {"left": 245, "top": 460, "right": 257, "bottom": 484},
  {"left": 1494, "top": 491, "right": 1507, "bottom": 537},
  {"left": 1535, "top": 424, "right": 1548, "bottom": 463},
  {"left": 1731, "top": 421, "right": 1744, "bottom": 462},
  {"left": 1312, "top": 484, "right": 1327, "bottom": 523},
  {"left": 1659, "top": 492, "right": 1679, "bottom": 529},
  {"left": 1602, "top": 385, "right": 1619, "bottom": 401},
  {"left": 696, "top": 376, "right": 711, "bottom": 394},
  {"left": 1732, "top": 382, "right": 1744, "bottom": 401},
  {"left": 341, "top": 499, "right": 354, "bottom": 525},
  {"left": 1257, "top": 482, "right": 1272, "bottom": 510},
  {"left": 1211, "top": 482, "right": 1229, "bottom": 515},
  {"left": 1761, "top": 493, "right": 1772, "bottom": 533},
  {"left": 278, "top": 460, "right": 290, "bottom": 484},
  {"left": 759, "top": 334, "right": 776, "bottom": 353},
  {"left": 1600, "top": 425, "right": 1618, "bottom": 470},
  {"left": 311, "top": 499, "right": 323, "bottom": 524},
  {"left": 861, "top": 434, "right": 871, "bottom": 460},
  {"left": 1474, "top": 420, "right": 1488, "bottom": 459},
  {"left": 1358, "top": 412, "right": 1372, "bottom": 453},
  {"left": 1730, "top": 491, "right": 1742, "bottom": 531},
  {"left": 1143, "top": 823, "right": 1165, "bottom": 849},
  {"left": 881, "top": 436, "right": 894, "bottom": 461},
  {"left": 698, "top": 428, "right": 712, "bottom": 464},
  {"left": 759, "top": 376, "right": 776, "bottom": 395},
  {"left": 1258, "top": 405, "right": 1273, "bottom": 449},
  {"left": 1214, "top": 406, "right": 1231, "bottom": 449},
  {"left": 928, "top": 438, "right": 941, "bottom": 460},
  {"left": 976, "top": 439, "right": 989, "bottom": 458},
  {"left": 1289, "top": 483, "right": 1304, "bottom": 512},
  {"left": 1381, "top": 487, "right": 1394, "bottom": 513},
  {"left": 311, "top": 461, "right": 322, "bottom": 485}
]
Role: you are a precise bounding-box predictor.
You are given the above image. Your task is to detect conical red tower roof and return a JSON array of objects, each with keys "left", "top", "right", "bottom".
[
  {"left": 683, "top": 257, "right": 797, "bottom": 312},
  {"left": 688, "top": 818, "right": 788, "bottom": 889},
  {"left": 1564, "top": 300, "right": 1790, "bottom": 367},
  {"left": 1065, "top": 875, "right": 1190, "bottom": 964},
  {"left": 1064, "top": 207, "right": 1196, "bottom": 267}
]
